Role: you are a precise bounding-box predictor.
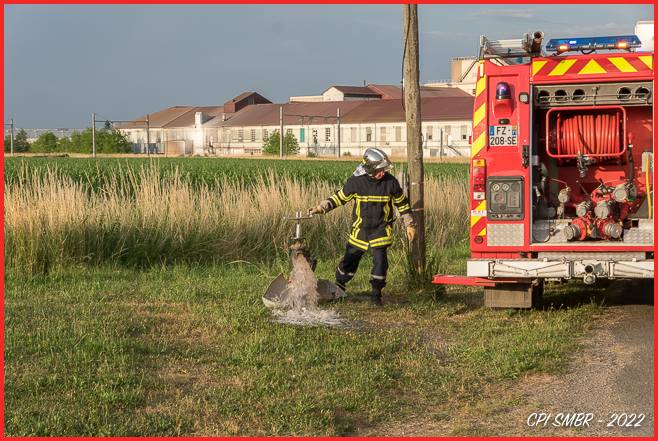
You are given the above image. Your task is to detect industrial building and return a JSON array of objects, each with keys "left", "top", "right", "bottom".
[{"left": 118, "top": 71, "right": 474, "bottom": 157}]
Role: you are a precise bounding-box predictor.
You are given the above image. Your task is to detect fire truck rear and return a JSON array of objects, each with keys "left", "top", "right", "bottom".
[{"left": 434, "top": 31, "right": 654, "bottom": 308}]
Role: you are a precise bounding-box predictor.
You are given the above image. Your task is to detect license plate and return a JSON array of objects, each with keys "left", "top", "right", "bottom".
[{"left": 489, "top": 125, "right": 517, "bottom": 147}]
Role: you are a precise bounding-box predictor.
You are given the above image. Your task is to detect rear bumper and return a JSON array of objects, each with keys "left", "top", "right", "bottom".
[{"left": 467, "top": 258, "right": 654, "bottom": 279}]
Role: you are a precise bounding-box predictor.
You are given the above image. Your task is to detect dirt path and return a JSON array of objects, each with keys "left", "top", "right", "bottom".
[
  {"left": 488, "top": 303, "right": 653, "bottom": 437},
  {"left": 362, "top": 281, "right": 654, "bottom": 437}
]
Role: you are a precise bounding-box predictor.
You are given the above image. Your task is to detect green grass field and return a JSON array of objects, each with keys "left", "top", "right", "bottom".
[
  {"left": 4, "top": 157, "right": 601, "bottom": 436},
  {"left": 5, "top": 263, "right": 599, "bottom": 436},
  {"left": 4, "top": 156, "right": 468, "bottom": 189}
]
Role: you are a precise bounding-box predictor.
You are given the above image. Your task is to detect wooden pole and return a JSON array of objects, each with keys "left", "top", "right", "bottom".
[
  {"left": 146, "top": 114, "right": 150, "bottom": 155},
  {"left": 9, "top": 118, "right": 14, "bottom": 156},
  {"left": 336, "top": 107, "right": 341, "bottom": 158},
  {"left": 279, "top": 106, "right": 284, "bottom": 158},
  {"left": 92, "top": 112, "right": 96, "bottom": 158},
  {"left": 403, "top": 4, "right": 425, "bottom": 275}
]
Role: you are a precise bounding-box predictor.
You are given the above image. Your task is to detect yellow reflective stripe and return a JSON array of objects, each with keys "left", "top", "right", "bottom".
[
  {"left": 353, "top": 199, "right": 363, "bottom": 241},
  {"left": 355, "top": 195, "right": 391, "bottom": 202},
  {"left": 578, "top": 59, "right": 606, "bottom": 75},
  {"left": 548, "top": 59, "right": 577, "bottom": 76},
  {"left": 383, "top": 201, "right": 390, "bottom": 222},
  {"left": 473, "top": 103, "right": 486, "bottom": 127},
  {"left": 471, "top": 132, "right": 486, "bottom": 158},
  {"left": 370, "top": 235, "right": 393, "bottom": 245},
  {"left": 370, "top": 240, "right": 393, "bottom": 247},
  {"left": 470, "top": 200, "right": 487, "bottom": 227},
  {"left": 532, "top": 60, "right": 548, "bottom": 76},
  {"left": 393, "top": 194, "right": 406, "bottom": 203},
  {"left": 330, "top": 194, "right": 342, "bottom": 206},
  {"left": 337, "top": 189, "right": 348, "bottom": 201},
  {"left": 608, "top": 57, "right": 637, "bottom": 73},
  {"left": 348, "top": 237, "right": 369, "bottom": 251},
  {"left": 475, "top": 75, "right": 486, "bottom": 97},
  {"left": 639, "top": 55, "right": 652, "bottom": 69},
  {"left": 397, "top": 204, "right": 411, "bottom": 212}
]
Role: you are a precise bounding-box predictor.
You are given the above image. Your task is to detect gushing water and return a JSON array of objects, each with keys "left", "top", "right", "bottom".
[{"left": 272, "top": 252, "right": 345, "bottom": 327}]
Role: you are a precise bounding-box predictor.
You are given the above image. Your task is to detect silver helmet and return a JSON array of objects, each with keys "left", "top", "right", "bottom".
[{"left": 354, "top": 148, "right": 392, "bottom": 176}]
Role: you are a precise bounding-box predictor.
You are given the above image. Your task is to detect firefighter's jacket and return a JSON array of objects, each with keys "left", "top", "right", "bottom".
[{"left": 325, "top": 173, "right": 411, "bottom": 251}]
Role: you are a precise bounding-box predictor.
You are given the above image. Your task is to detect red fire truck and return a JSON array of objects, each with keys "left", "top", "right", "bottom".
[{"left": 433, "top": 32, "right": 654, "bottom": 308}]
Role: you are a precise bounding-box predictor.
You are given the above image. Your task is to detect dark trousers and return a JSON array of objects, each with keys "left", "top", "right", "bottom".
[{"left": 335, "top": 244, "right": 388, "bottom": 290}]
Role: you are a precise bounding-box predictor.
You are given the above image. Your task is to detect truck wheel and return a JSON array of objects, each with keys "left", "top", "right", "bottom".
[{"left": 484, "top": 279, "right": 544, "bottom": 309}]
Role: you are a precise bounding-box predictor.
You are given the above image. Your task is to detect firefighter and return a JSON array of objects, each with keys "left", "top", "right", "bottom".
[{"left": 308, "top": 148, "right": 416, "bottom": 306}]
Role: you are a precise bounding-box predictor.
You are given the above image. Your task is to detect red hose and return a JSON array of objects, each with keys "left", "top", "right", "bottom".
[{"left": 553, "top": 110, "right": 623, "bottom": 159}]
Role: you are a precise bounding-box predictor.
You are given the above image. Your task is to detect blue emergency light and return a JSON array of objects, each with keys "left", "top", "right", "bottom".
[{"left": 545, "top": 35, "right": 642, "bottom": 53}]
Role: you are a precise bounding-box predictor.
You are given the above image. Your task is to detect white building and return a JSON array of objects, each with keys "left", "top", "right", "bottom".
[
  {"left": 117, "top": 92, "right": 270, "bottom": 154},
  {"left": 208, "top": 92, "right": 473, "bottom": 157},
  {"left": 117, "top": 86, "right": 473, "bottom": 157}
]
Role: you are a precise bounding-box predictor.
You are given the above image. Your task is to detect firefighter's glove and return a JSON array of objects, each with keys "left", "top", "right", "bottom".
[
  {"left": 400, "top": 213, "right": 417, "bottom": 242},
  {"left": 406, "top": 225, "right": 417, "bottom": 243},
  {"left": 308, "top": 200, "right": 332, "bottom": 216}
]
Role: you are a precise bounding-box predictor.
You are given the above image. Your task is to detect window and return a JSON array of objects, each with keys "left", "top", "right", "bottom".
[
  {"left": 426, "top": 126, "right": 433, "bottom": 141},
  {"left": 263, "top": 129, "right": 269, "bottom": 140},
  {"left": 299, "top": 128, "right": 305, "bottom": 142},
  {"left": 237, "top": 129, "right": 244, "bottom": 142},
  {"left": 395, "top": 126, "right": 402, "bottom": 142},
  {"left": 380, "top": 127, "right": 387, "bottom": 142},
  {"left": 312, "top": 129, "right": 318, "bottom": 145},
  {"left": 461, "top": 125, "right": 468, "bottom": 141},
  {"left": 351, "top": 127, "right": 357, "bottom": 143},
  {"left": 366, "top": 127, "right": 372, "bottom": 142},
  {"left": 250, "top": 129, "right": 256, "bottom": 142},
  {"left": 325, "top": 127, "right": 331, "bottom": 142},
  {"left": 287, "top": 128, "right": 293, "bottom": 136}
]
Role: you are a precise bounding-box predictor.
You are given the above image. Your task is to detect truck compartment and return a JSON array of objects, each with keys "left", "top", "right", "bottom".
[{"left": 530, "top": 81, "right": 653, "bottom": 247}]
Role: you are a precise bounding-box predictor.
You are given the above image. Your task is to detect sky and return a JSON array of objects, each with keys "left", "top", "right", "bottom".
[{"left": 4, "top": 4, "right": 654, "bottom": 128}]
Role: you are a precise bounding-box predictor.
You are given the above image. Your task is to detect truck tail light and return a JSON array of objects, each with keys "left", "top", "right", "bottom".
[{"left": 472, "top": 159, "right": 486, "bottom": 199}]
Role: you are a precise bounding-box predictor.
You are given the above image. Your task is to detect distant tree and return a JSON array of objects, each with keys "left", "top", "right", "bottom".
[
  {"left": 262, "top": 130, "right": 300, "bottom": 155},
  {"left": 104, "top": 120, "right": 112, "bottom": 131},
  {"left": 57, "top": 128, "right": 131, "bottom": 154},
  {"left": 97, "top": 128, "right": 131, "bottom": 153},
  {"left": 5, "top": 129, "right": 31, "bottom": 152},
  {"left": 57, "top": 136, "right": 72, "bottom": 152},
  {"left": 31, "top": 132, "right": 59, "bottom": 153}
]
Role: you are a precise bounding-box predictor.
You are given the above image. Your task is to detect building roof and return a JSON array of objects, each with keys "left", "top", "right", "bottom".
[
  {"left": 340, "top": 96, "right": 474, "bottom": 124},
  {"left": 210, "top": 101, "right": 365, "bottom": 127},
  {"left": 367, "top": 84, "right": 471, "bottom": 100},
  {"left": 324, "top": 85, "right": 382, "bottom": 97},
  {"left": 117, "top": 106, "right": 224, "bottom": 129},
  {"left": 214, "top": 94, "right": 473, "bottom": 127}
]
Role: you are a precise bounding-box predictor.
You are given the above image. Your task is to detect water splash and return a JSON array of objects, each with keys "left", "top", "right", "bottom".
[{"left": 271, "top": 252, "right": 345, "bottom": 327}]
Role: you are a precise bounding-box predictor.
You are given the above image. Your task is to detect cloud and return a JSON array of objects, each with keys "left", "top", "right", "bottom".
[
  {"left": 471, "top": 8, "right": 537, "bottom": 19},
  {"left": 547, "top": 22, "right": 630, "bottom": 37}
]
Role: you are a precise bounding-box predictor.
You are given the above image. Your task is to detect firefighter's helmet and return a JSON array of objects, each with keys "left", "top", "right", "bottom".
[{"left": 354, "top": 148, "right": 392, "bottom": 176}]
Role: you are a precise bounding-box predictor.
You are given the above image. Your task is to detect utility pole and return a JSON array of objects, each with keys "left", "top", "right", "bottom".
[
  {"left": 336, "top": 107, "right": 341, "bottom": 158},
  {"left": 440, "top": 127, "right": 444, "bottom": 158},
  {"left": 279, "top": 106, "right": 284, "bottom": 158},
  {"left": 146, "top": 114, "right": 150, "bottom": 155},
  {"left": 92, "top": 112, "right": 96, "bottom": 158},
  {"left": 403, "top": 4, "right": 425, "bottom": 275},
  {"left": 10, "top": 118, "right": 14, "bottom": 156}
]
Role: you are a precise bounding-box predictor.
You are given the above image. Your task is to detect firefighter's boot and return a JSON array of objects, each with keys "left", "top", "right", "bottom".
[{"left": 371, "top": 287, "right": 383, "bottom": 306}]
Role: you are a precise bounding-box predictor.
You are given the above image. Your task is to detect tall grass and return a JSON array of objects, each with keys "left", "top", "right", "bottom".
[{"left": 4, "top": 165, "right": 469, "bottom": 274}]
